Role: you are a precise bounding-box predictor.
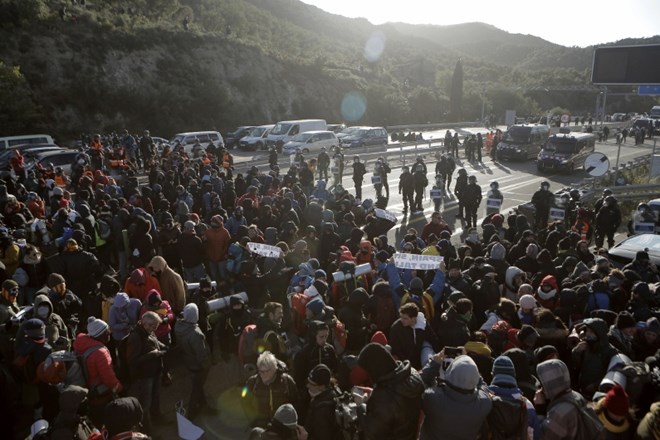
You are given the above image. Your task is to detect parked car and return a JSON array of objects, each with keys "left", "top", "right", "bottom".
[
  {"left": 336, "top": 126, "right": 365, "bottom": 142},
  {"left": 608, "top": 234, "right": 660, "bottom": 268},
  {"left": 327, "top": 123, "right": 347, "bottom": 133},
  {"left": 239, "top": 124, "right": 275, "bottom": 151},
  {"left": 225, "top": 126, "right": 255, "bottom": 149},
  {"left": 25, "top": 150, "right": 79, "bottom": 174},
  {"left": 339, "top": 127, "right": 388, "bottom": 148},
  {"left": 282, "top": 131, "right": 338, "bottom": 155},
  {"left": 266, "top": 119, "right": 327, "bottom": 151},
  {"left": 0, "top": 144, "right": 62, "bottom": 169},
  {"left": 170, "top": 131, "right": 225, "bottom": 154}
]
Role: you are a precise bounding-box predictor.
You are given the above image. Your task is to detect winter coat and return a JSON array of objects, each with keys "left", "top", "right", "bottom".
[
  {"left": 362, "top": 360, "right": 425, "bottom": 440},
  {"left": 176, "top": 232, "right": 204, "bottom": 269},
  {"left": 243, "top": 368, "right": 298, "bottom": 428},
  {"left": 293, "top": 340, "right": 338, "bottom": 389},
  {"left": 148, "top": 256, "right": 186, "bottom": 314},
  {"left": 123, "top": 268, "right": 162, "bottom": 304},
  {"left": 204, "top": 224, "right": 231, "bottom": 262},
  {"left": 537, "top": 360, "right": 584, "bottom": 440},
  {"left": 73, "top": 333, "right": 122, "bottom": 396},
  {"left": 419, "top": 357, "right": 492, "bottom": 440},
  {"left": 125, "top": 324, "right": 163, "bottom": 380},
  {"left": 488, "top": 384, "right": 541, "bottom": 440},
  {"left": 434, "top": 307, "right": 470, "bottom": 350},
  {"left": 140, "top": 290, "right": 174, "bottom": 340},
  {"left": 389, "top": 313, "right": 441, "bottom": 370},
  {"left": 571, "top": 317, "right": 618, "bottom": 396},
  {"left": 174, "top": 319, "right": 210, "bottom": 372},
  {"left": 16, "top": 294, "right": 69, "bottom": 348},
  {"left": 108, "top": 293, "right": 140, "bottom": 341},
  {"left": 52, "top": 248, "right": 102, "bottom": 297},
  {"left": 304, "top": 387, "right": 340, "bottom": 440}
]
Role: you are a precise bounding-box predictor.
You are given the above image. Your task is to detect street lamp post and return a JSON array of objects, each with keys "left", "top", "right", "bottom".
[{"left": 480, "top": 87, "right": 486, "bottom": 125}]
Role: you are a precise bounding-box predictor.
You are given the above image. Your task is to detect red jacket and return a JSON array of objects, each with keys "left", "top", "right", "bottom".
[
  {"left": 204, "top": 224, "right": 231, "bottom": 262},
  {"left": 124, "top": 268, "right": 162, "bottom": 303},
  {"left": 73, "top": 333, "right": 122, "bottom": 396}
]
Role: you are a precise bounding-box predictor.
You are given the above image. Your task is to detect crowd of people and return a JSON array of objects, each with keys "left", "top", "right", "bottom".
[{"left": 0, "top": 129, "right": 659, "bottom": 440}]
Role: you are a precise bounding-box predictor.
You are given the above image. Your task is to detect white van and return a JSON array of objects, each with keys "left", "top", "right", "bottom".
[
  {"left": 0, "top": 134, "right": 54, "bottom": 150},
  {"left": 266, "top": 119, "right": 326, "bottom": 150},
  {"left": 169, "top": 131, "right": 225, "bottom": 154}
]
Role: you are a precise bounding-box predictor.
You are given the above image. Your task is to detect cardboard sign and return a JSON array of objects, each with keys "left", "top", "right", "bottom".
[
  {"left": 550, "top": 208, "right": 565, "bottom": 220},
  {"left": 374, "top": 208, "right": 397, "bottom": 223},
  {"left": 486, "top": 198, "right": 502, "bottom": 209},
  {"left": 394, "top": 253, "right": 444, "bottom": 270},
  {"left": 247, "top": 242, "right": 282, "bottom": 258},
  {"left": 430, "top": 189, "right": 443, "bottom": 200},
  {"left": 371, "top": 175, "right": 382, "bottom": 185},
  {"left": 633, "top": 222, "right": 656, "bottom": 233}
]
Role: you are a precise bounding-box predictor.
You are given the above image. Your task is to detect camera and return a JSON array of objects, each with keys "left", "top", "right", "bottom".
[{"left": 335, "top": 392, "right": 359, "bottom": 431}]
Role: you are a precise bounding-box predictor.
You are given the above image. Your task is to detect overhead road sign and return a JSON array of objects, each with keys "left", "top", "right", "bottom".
[
  {"left": 592, "top": 44, "right": 660, "bottom": 85},
  {"left": 639, "top": 85, "right": 660, "bottom": 96}
]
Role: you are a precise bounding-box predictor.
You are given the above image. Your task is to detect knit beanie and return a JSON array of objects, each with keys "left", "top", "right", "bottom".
[
  {"left": 519, "top": 294, "right": 536, "bottom": 310},
  {"left": 307, "top": 364, "right": 332, "bottom": 387},
  {"left": 47, "top": 273, "right": 66, "bottom": 288},
  {"left": 410, "top": 277, "right": 424, "bottom": 293},
  {"left": 603, "top": 384, "right": 629, "bottom": 417},
  {"left": 306, "top": 297, "right": 325, "bottom": 315},
  {"left": 534, "top": 345, "right": 558, "bottom": 364},
  {"left": 491, "top": 355, "right": 517, "bottom": 387},
  {"left": 358, "top": 342, "right": 397, "bottom": 383},
  {"left": 273, "top": 403, "right": 298, "bottom": 428},
  {"left": 517, "top": 325, "right": 540, "bottom": 348},
  {"left": 647, "top": 317, "right": 660, "bottom": 334},
  {"left": 25, "top": 318, "right": 46, "bottom": 342},
  {"left": 183, "top": 303, "right": 199, "bottom": 324},
  {"left": 87, "top": 316, "right": 109, "bottom": 338}
]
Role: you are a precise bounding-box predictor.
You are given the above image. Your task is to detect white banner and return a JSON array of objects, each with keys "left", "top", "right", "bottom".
[
  {"left": 394, "top": 253, "right": 443, "bottom": 270},
  {"left": 374, "top": 208, "right": 397, "bottom": 223},
  {"left": 486, "top": 198, "right": 502, "bottom": 209},
  {"left": 550, "top": 207, "right": 565, "bottom": 220},
  {"left": 247, "top": 242, "right": 282, "bottom": 258}
]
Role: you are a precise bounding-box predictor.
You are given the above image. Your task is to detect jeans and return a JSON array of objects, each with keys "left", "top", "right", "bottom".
[
  {"left": 207, "top": 260, "right": 223, "bottom": 284},
  {"left": 189, "top": 367, "right": 210, "bottom": 412}
]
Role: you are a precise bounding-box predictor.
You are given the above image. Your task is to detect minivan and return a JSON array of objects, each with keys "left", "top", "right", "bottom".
[
  {"left": 170, "top": 131, "right": 225, "bottom": 154},
  {"left": 266, "top": 119, "right": 327, "bottom": 150},
  {"left": 497, "top": 124, "right": 550, "bottom": 161},
  {"left": 239, "top": 124, "right": 275, "bottom": 151},
  {"left": 282, "top": 131, "right": 339, "bottom": 155},
  {"left": 0, "top": 134, "right": 54, "bottom": 150},
  {"left": 537, "top": 132, "right": 596, "bottom": 174}
]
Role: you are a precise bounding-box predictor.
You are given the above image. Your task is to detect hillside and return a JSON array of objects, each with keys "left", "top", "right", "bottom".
[{"left": 0, "top": 0, "right": 658, "bottom": 141}]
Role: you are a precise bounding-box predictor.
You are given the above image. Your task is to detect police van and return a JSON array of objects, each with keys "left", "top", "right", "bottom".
[
  {"left": 496, "top": 124, "right": 550, "bottom": 161},
  {"left": 537, "top": 131, "right": 596, "bottom": 174}
]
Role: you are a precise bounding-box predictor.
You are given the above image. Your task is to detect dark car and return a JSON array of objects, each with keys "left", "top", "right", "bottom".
[
  {"left": 537, "top": 132, "right": 595, "bottom": 174},
  {"left": 340, "top": 127, "right": 388, "bottom": 148},
  {"left": 633, "top": 118, "right": 658, "bottom": 135},
  {"left": 607, "top": 234, "right": 660, "bottom": 268},
  {"left": 0, "top": 143, "right": 62, "bottom": 169},
  {"left": 225, "top": 126, "right": 255, "bottom": 149}
]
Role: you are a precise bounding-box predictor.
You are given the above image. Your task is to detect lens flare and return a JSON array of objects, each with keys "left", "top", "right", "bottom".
[
  {"left": 341, "top": 92, "right": 367, "bottom": 122},
  {"left": 364, "top": 31, "right": 386, "bottom": 62}
]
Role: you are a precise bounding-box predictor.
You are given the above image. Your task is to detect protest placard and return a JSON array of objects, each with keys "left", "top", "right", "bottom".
[
  {"left": 393, "top": 252, "right": 443, "bottom": 270},
  {"left": 550, "top": 208, "right": 565, "bottom": 220},
  {"left": 247, "top": 242, "right": 282, "bottom": 258},
  {"left": 374, "top": 208, "right": 397, "bottom": 223}
]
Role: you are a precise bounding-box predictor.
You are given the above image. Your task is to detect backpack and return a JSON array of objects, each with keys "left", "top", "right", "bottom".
[
  {"left": 238, "top": 324, "right": 259, "bottom": 366},
  {"left": 96, "top": 218, "right": 112, "bottom": 240},
  {"left": 226, "top": 243, "right": 244, "bottom": 274},
  {"left": 36, "top": 346, "right": 103, "bottom": 392},
  {"left": 332, "top": 319, "right": 348, "bottom": 356},
  {"left": 552, "top": 397, "right": 605, "bottom": 440},
  {"left": 486, "top": 394, "right": 528, "bottom": 440}
]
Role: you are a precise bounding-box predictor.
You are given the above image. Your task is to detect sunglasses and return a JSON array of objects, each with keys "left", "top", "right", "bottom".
[{"left": 9, "top": 288, "right": 19, "bottom": 295}]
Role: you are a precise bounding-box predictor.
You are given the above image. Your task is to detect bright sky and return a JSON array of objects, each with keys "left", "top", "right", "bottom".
[{"left": 301, "top": 0, "right": 660, "bottom": 47}]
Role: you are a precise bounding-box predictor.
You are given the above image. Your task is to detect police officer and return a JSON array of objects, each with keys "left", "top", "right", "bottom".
[
  {"left": 454, "top": 168, "right": 468, "bottom": 219},
  {"left": 629, "top": 202, "right": 657, "bottom": 235},
  {"left": 412, "top": 163, "right": 428, "bottom": 213},
  {"left": 463, "top": 175, "right": 482, "bottom": 228},
  {"left": 352, "top": 155, "right": 367, "bottom": 200},
  {"left": 531, "top": 180, "right": 554, "bottom": 230},
  {"left": 268, "top": 146, "right": 278, "bottom": 168},
  {"left": 317, "top": 147, "right": 330, "bottom": 181},
  {"left": 399, "top": 166, "right": 415, "bottom": 213},
  {"left": 373, "top": 157, "right": 391, "bottom": 199},
  {"left": 486, "top": 181, "right": 503, "bottom": 215},
  {"left": 594, "top": 195, "right": 621, "bottom": 248},
  {"left": 412, "top": 156, "right": 427, "bottom": 174},
  {"left": 593, "top": 188, "right": 613, "bottom": 215}
]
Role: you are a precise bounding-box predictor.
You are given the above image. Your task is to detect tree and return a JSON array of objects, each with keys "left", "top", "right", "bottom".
[
  {"left": 0, "top": 62, "right": 38, "bottom": 135},
  {"left": 449, "top": 59, "right": 463, "bottom": 122}
]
